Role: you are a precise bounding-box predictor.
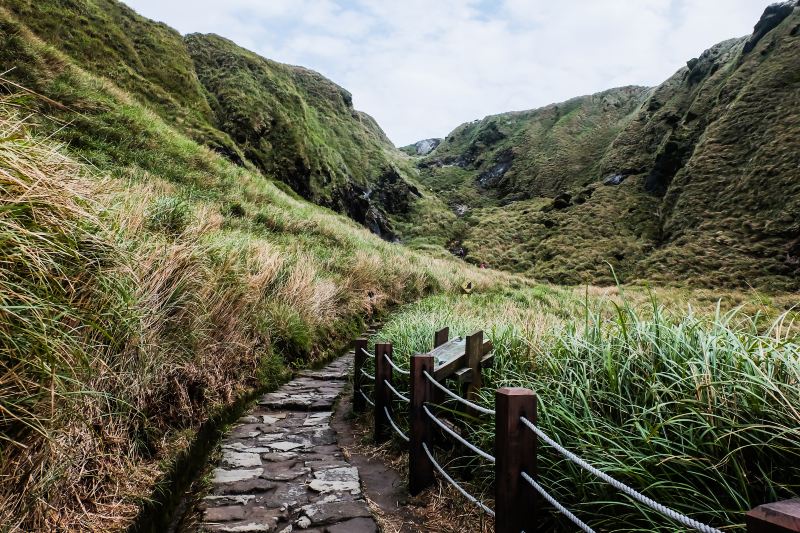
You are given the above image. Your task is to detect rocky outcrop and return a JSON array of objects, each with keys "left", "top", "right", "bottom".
[
  {"left": 411, "top": 138, "right": 442, "bottom": 156},
  {"left": 744, "top": 1, "right": 798, "bottom": 53}
]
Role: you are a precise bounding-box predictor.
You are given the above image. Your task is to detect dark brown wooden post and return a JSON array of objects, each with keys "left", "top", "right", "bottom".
[
  {"left": 353, "top": 338, "right": 368, "bottom": 413},
  {"left": 434, "top": 327, "right": 449, "bottom": 348},
  {"left": 374, "top": 342, "right": 392, "bottom": 443},
  {"left": 747, "top": 499, "right": 800, "bottom": 533},
  {"left": 465, "top": 331, "right": 484, "bottom": 404},
  {"left": 410, "top": 353, "right": 435, "bottom": 495},
  {"left": 495, "top": 387, "right": 537, "bottom": 533}
]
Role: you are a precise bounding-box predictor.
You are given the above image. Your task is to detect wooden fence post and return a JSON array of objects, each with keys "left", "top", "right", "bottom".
[
  {"left": 434, "top": 327, "right": 449, "bottom": 348},
  {"left": 747, "top": 499, "right": 800, "bottom": 533},
  {"left": 410, "top": 353, "right": 435, "bottom": 495},
  {"left": 352, "top": 338, "right": 368, "bottom": 413},
  {"left": 495, "top": 387, "right": 537, "bottom": 533},
  {"left": 466, "top": 330, "right": 484, "bottom": 406},
  {"left": 374, "top": 342, "right": 392, "bottom": 443}
]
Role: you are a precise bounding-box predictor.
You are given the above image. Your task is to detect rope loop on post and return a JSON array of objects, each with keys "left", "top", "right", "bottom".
[
  {"left": 520, "top": 472, "right": 595, "bottom": 533},
  {"left": 386, "top": 381, "right": 410, "bottom": 403},
  {"left": 358, "top": 389, "right": 375, "bottom": 407},
  {"left": 384, "top": 406, "right": 410, "bottom": 442},
  {"left": 383, "top": 353, "right": 410, "bottom": 375}
]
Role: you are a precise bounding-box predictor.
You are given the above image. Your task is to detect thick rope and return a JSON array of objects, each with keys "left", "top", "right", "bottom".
[
  {"left": 519, "top": 418, "right": 724, "bottom": 533},
  {"left": 386, "top": 381, "right": 410, "bottom": 403},
  {"left": 423, "top": 404, "right": 495, "bottom": 463},
  {"left": 423, "top": 370, "right": 495, "bottom": 416},
  {"left": 358, "top": 389, "right": 374, "bottom": 407},
  {"left": 383, "top": 353, "right": 410, "bottom": 375},
  {"left": 422, "top": 442, "right": 495, "bottom": 517},
  {"left": 384, "top": 406, "right": 410, "bottom": 442},
  {"left": 520, "top": 472, "right": 595, "bottom": 533},
  {"left": 360, "top": 369, "right": 375, "bottom": 381},
  {"left": 359, "top": 347, "right": 373, "bottom": 358}
]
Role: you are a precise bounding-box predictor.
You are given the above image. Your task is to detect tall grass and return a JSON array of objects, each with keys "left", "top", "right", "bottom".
[
  {"left": 0, "top": 93, "right": 515, "bottom": 530},
  {"left": 377, "top": 288, "right": 800, "bottom": 531}
]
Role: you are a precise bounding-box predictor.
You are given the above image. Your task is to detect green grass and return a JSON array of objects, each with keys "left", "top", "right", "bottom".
[
  {"left": 373, "top": 286, "right": 800, "bottom": 532},
  {"left": 0, "top": 80, "right": 512, "bottom": 529}
]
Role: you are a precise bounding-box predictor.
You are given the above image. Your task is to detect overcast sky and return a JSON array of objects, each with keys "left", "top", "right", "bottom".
[{"left": 124, "top": 0, "right": 769, "bottom": 146}]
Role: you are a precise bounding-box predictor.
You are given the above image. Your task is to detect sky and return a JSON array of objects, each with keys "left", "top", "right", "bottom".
[{"left": 124, "top": 0, "right": 770, "bottom": 146}]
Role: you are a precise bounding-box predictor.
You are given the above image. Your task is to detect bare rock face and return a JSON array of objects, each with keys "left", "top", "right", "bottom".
[
  {"left": 744, "top": 1, "right": 798, "bottom": 53},
  {"left": 412, "top": 138, "right": 442, "bottom": 156}
]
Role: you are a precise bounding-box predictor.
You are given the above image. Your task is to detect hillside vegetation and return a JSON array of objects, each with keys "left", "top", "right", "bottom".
[
  {"left": 0, "top": 4, "right": 515, "bottom": 528},
  {"left": 413, "top": 3, "right": 800, "bottom": 290},
  {"left": 372, "top": 287, "right": 800, "bottom": 531},
  {"left": 0, "top": 0, "right": 449, "bottom": 240}
]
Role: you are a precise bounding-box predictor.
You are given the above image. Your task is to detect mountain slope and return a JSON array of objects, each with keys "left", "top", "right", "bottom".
[
  {"left": 415, "top": 2, "right": 800, "bottom": 289},
  {"left": 185, "top": 33, "right": 425, "bottom": 237},
  {"left": 0, "top": 0, "right": 433, "bottom": 238}
]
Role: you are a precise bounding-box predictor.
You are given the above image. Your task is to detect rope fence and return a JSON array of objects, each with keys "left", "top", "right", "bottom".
[
  {"left": 519, "top": 417, "right": 724, "bottom": 533},
  {"left": 423, "top": 370, "right": 495, "bottom": 416},
  {"left": 520, "top": 471, "right": 595, "bottom": 533},
  {"left": 358, "top": 389, "right": 374, "bottom": 407},
  {"left": 386, "top": 380, "right": 409, "bottom": 403},
  {"left": 422, "top": 442, "right": 495, "bottom": 517},
  {"left": 384, "top": 406, "right": 409, "bottom": 442},
  {"left": 423, "top": 404, "right": 495, "bottom": 463},
  {"left": 384, "top": 353, "right": 410, "bottom": 375},
  {"left": 351, "top": 331, "right": 789, "bottom": 533}
]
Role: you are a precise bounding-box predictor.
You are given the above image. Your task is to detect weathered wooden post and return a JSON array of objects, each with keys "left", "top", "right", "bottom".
[
  {"left": 410, "top": 353, "right": 435, "bottom": 495},
  {"left": 465, "top": 330, "right": 484, "bottom": 407},
  {"left": 434, "top": 327, "right": 449, "bottom": 348},
  {"left": 353, "top": 338, "right": 368, "bottom": 413},
  {"left": 374, "top": 342, "right": 392, "bottom": 443},
  {"left": 495, "top": 387, "right": 537, "bottom": 533},
  {"left": 747, "top": 499, "right": 800, "bottom": 532}
]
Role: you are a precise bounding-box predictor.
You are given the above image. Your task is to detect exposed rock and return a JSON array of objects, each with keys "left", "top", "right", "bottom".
[
  {"left": 552, "top": 193, "right": 572, "bottom": 210},
  {"left": 603, "top": 174, "right": 625, "bottom": 186},
  {"left": 476, "top": 149, "right": 514, "bottom": 189},
  {"left": 411, "top": 138, "right": 442, "bottom": 156},
  {"left": 744, "top": 1, "right": 797, "bottom": 53},
  {"left": 213, "top": 468, "right": 264, "bottom": 484}
]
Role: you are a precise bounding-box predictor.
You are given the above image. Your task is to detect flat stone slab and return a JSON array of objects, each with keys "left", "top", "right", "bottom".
[{"left": 201, "top": 352, "right": 376, "bottom": 532}]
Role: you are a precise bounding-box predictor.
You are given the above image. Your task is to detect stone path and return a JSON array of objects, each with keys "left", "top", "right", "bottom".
[{"left": 201, "top": 352, "right": 378, "bottom": 533}]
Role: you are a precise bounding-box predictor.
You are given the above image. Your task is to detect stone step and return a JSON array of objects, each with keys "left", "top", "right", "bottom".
[{"left": 201, "top": 352, "right": 377, "bottom": 533}]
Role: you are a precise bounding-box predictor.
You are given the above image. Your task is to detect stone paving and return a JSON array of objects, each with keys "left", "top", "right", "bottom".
[{"left": 201, "top": 353, "right": 378, "bottom": 533}]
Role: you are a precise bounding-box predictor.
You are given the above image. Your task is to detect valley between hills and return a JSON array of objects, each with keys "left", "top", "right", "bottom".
[{"left": 0, "top": 0, "right": 798, "bottom": 531}]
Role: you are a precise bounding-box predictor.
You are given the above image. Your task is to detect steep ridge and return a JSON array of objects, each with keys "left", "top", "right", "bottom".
[
  {"left": 0, "top": 0, "right": 428, "bottom": 239},
  {"left": 413, "top": 2, "right": 800, "bottom": 290},
  {"left": 185, "top": 33, "right": 423, "bottom": 238}
]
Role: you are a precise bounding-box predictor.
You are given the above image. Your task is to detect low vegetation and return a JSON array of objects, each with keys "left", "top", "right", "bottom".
[
  {"left": 0, "top": 88, "right": 514, "bottom": 530},
  {"left": 372, "top": 285, "right": 800, "bottom": 531}
]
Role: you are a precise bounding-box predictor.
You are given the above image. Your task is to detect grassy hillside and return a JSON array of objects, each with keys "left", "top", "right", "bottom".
[
  {"left": 0, "top": 86, "right": 512, "bottom": 530},
  {"left": 0, "top": 10, "right": 516, "bottom": 529},
  {"left": 0, "top": 0, "right": 440, "bottom": 240},
  {"left": 185, "top": 33, "right": 433, "bottom": 238},
  {"left": 414, "top": 4, "right": 800, "bottom": 290},
  {"left": 417, "top": 86, "right": 647, "bottom": 209}
]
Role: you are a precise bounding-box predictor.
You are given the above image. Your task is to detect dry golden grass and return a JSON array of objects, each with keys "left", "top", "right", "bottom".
[{"left": 0, "top": 92, "right": 516, "bottom": 530}]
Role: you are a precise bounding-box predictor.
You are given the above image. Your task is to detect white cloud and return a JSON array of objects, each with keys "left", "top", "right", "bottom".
[{"left": 123, "top": 0, "right": 770, "bottom": 146}]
